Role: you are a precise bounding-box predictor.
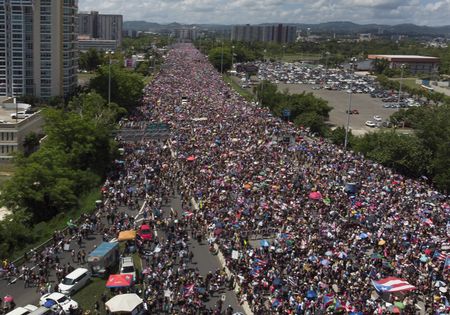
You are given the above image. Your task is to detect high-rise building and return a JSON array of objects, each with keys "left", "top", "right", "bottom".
[
  {"left": 78, "top": 11, "right": 122, "bottom": 46},
  {"left": 231, "top": 24, "right": 297, "bottom": 44},
  {"left": 0, "top": 0, "right": 78, "bottom": 99}
]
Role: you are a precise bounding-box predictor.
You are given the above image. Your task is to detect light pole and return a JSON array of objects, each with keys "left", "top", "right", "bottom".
[
  {"left": 231, "top": 45, "right": 235, "bottom": 70},
  {"left": 344, "top": 57, "right": 357, "bottom": 150},
  {"left": 397, "top": 64, "right": 405, "bottom": 107},
  {"left": 325, "top": 51, "right": 330, "bottom": 75},
  {"left": 220, "top": 38, "right": 224, "bottom": 74},
  {"left": 260, "top": 49, "right": 267, "bottom": 107},
  {"left": 106, "top": 51, "right": 114, "bottom": 105}
]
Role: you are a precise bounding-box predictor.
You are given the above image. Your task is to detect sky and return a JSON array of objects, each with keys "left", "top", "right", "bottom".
[{"left": 78, "top": 0, "right": 450, "bottom": 26}]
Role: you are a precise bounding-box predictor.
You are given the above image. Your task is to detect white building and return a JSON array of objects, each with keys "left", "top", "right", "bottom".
[{"left": 0, "top": 0, "right": 78, "bottom": 99}]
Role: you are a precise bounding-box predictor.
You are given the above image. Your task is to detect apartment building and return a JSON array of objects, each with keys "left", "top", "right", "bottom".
[
  {"left": 231, "top": 24, "right": 297, "bottom": 43},
  {"left": 78, "top": 11, "right": 122, "bottom": 47},
  {"left": 0, "top": 0, "right": 78, "bottom": 99}
]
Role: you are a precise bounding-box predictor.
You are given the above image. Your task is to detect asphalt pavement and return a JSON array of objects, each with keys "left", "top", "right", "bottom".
[{"left": 1, "top": 167, "right": 244, "bottom": 314}]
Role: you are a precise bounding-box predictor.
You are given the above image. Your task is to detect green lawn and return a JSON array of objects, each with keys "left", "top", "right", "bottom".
[
  {"left": 78, "top": 72, "right": 96, "bottom": 86},
  {"left": 72, "top": 278, "right": 108, "bottom": 312},
  {"left": 392, "top": 78, "right": 421, "bottom": 90},
  {"left": 0, "top": 163, "right": 14, "bottom": 186},
  {"left": 268, "top": 53, "right": 322, "bottom": 62},
  {"left": 223, "top": 75, "right": 255, "bottom": 101}
]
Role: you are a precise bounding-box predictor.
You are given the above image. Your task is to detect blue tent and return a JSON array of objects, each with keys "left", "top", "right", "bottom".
[{"left": 260, "top": 240, "right": 270, "bottom": 247}]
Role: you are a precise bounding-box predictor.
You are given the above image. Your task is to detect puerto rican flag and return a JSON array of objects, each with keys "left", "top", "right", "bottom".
[
  {"left": 372, "top": 277, "right": 417, "bottom": 293},
  {"left": 445, "top": 256, "right": 450, "bottom": 270},
  {"left": 433, "top": 250, "right": 447, "bottom": 261}
]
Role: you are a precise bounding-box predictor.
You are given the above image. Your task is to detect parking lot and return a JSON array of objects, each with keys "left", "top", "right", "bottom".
[{"left": 277, "top": 84, "right": 399, "bottom": 135}]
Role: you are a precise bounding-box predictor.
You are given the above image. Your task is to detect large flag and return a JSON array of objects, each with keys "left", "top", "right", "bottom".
[
  {"left": 445, "top": 256, "right": 450, "bottom": 270},
  {"left": 372, "top": 277, "right": 416, "bottom": 293}
]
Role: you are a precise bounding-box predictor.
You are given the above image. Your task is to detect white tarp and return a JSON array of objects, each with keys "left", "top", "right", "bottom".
[{"left": 105, "top": 294, "right": 143, "bottom": 313}]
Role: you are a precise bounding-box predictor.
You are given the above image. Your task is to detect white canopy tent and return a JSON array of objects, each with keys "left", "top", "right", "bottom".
[{"left": 105, "top": 294, "right": 143, "bottom": 314}]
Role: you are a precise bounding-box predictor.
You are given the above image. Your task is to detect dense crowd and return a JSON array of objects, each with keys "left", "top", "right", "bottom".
[{"left": 136, "top": 44, "right": 449, "bottom": 314}]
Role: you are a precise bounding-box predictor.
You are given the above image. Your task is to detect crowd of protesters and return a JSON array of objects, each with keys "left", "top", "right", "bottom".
[
  {"left": 131, "top": 43, "right": 449, "bottom": 314},
  {"left": 2, "top": 43, "right": 449, "bottom": 315}
]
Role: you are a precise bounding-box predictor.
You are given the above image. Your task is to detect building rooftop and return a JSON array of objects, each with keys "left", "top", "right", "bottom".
[{"left": 0, "top": 103, "right": 33, "bottom": 124}]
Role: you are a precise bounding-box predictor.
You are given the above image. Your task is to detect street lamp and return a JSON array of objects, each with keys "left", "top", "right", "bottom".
[
  {"left": 397, "top": 64, "right": 406, "bottom": 107},
  {"left": 260, "top": 49, "right": 267, "bottom": 107},
  {"left": 325, "top": 51, "right": 330, "bottom": 75},
  {"left": 106, "top": 50, "right": 114, "bottom": 105},
  {"left": 344, "top": 57, "right": 357, "bottom": 150},
  {"left": 220, "top": 38, "right": 224, "bottom": 74},
  {"left": 231, "top": 45, "right": 235, "bottom": 70}
]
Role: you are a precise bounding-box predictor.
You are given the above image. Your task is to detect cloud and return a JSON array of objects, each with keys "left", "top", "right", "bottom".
[{"left": 77, "top": 0, "right": 449, "bottom": 26}]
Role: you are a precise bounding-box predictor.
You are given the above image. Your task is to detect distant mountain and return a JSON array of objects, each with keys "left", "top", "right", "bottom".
[{"left": 123, "top": 20, "right": 450, "bottom": 37}]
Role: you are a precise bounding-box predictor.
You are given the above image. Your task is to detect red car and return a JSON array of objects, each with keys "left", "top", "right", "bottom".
[{"left": 137, "top": 224, "right": 153, "bottom": 241}]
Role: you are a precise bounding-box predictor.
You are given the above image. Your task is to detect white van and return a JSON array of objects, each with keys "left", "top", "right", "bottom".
[
  {"left": 6, "top": 305, "right": 38, "bottom": 315},
  {"left": 58, "top": 268, "right": 91, "bottom": 295},
  {"left": 28, "top": 307, "right": 56, "bottom": 315}
]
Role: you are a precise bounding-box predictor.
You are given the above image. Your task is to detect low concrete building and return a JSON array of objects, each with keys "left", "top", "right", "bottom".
[
  {"left": 0, "top": 97, "right": 43, "bottom": 161},
  {"left": 367, "top": 54, "right": 439, "bottom": 74}
]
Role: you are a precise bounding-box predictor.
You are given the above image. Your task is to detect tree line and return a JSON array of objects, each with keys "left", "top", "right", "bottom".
[{"left": 0, "top": 61, "right": 144, "bottom": 257}]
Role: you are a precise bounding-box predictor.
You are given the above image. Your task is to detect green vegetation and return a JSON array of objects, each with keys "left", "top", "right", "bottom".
[
  {"left": 254, "top": 81, "right": 332, "bottom": 136},
  {"left": 89, "top": 65, "right": 144, "bottom": 112},
  {"left": 222, "top": 75, "right": 254, "bottom": 101},
  {"left": 0, "top": 91, "right": 125, "bottom": 257},
  {"left": 196, "top": 38, "right": 450, "bottom": 75},
  {"left": 208, "top": 47, "right": 232, "bottom": 73},
  {"left": 337, "top": 104, "right": 450, "bottom": 192},
  {"left": 72, "top": 278, "right": 107, "bottom": 312},
  {"left": 377, "top": 74, "right": 450, "bottom": 105}
]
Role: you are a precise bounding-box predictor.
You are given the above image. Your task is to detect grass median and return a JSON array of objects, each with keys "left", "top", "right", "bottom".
[
  {"left": 72, "top": 278, "right": 108, "bottom": 312},
  {"left": 222, "top": 75, "right": 255, "bottom": 101}
]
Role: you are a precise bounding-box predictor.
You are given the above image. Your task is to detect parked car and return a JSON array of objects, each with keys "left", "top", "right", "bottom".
[
  {"left": 5, "top": 305, "right": 38, "bottom": 315},
  {"left": 119, "top": 256, "right": 136, "bottom": 282},
  {"left": 39, "top": 293, "right": 78, "bottom": 315},
  {"left": 10, "top": 111, "right": 30, "bottom": 119},
  {"left": 365, "top": 121, "right": 376, "bottom": 128},
  {"left": 58, "top": 268, "right": 91, "bottom": 295},
  {"left": 137, "top": 224, "right": 153, "bottom": 242},
  {"left": 373, "top": 115, "right": 382, "bottom": 121},
  {"left": 345, "top": 109, "right": 359, "bottom": 114}
]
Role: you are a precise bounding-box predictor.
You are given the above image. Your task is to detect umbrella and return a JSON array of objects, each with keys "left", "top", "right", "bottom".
[
  {"left": 306, "top": 290, "right": 317, "bottom": 300},
  {"left": 394, "top": 302, "right": 405, "bottom": 309},
  {"left": 273, "top": 278, "right": 282, "bottom": 287},
  {"left": 3, "top": 296, "right": 14, "bottom": 303},
  {"left": 215, "top": 222, "right": 225, "bottom": 228},
  {"left": 105, "top": 294, "right": 143, "bottom": 313},
  {"left": 359, "top": 233, "right": 369, "bottom": 239},
  {"left": 213, "top": 228, "right": 223, "bottom": 236},
  {"left": 260, "top": 240, "right": 270, "bottom": 247},
  {"left": 308, "top": 255, "right": 318, "bottom": 262},
  {"left": 320, "top": 259, "right": 330, "bottom": 266},
  {"left": 338, "top": 252, "right": 348, "bottom": 259},
  {"left": 434, "top": 280, "right": 446, "bottom": 288},
  {"left": 186, "top": 155, "right": 196, "bottom": 161},
  {"left": 371, "top": 253, "right": 383, "bottom": 259},
  {"left": 309, "top": 191, "right": 322, "bottom": 200},
  {"left": 106, "top": 274, "right": 133, "bottom": 288},
  {"left": 378, "top": 239, "right": 386, "bottom": 246},
  {"left": 325, "top": 251, "right": 333, "bottom": 256},
  {"left": 142, "top": 268, "right": 151, "bottom": 275}
]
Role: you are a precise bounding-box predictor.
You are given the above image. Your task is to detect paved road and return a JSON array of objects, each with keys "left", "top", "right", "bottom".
[
  {"left": 0, "top": 156, "right": 244, "bottom": 314},
  {"left": 152, "top": 192, "right": 244, "bottom": 313}
]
